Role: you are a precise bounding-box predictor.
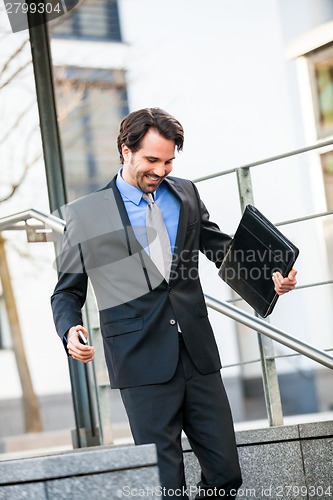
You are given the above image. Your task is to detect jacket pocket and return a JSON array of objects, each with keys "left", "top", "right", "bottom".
[{"left": 103, "top": 317, "right": 143, "bottom": 337}]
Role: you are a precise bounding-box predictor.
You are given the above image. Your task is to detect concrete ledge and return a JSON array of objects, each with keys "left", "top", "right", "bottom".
[{"left": 0, "top": 443, "right": 159, "bottom": 500}]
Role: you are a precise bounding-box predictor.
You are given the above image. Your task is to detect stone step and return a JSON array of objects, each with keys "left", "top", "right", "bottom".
[
  {"left": 0, "top": 443, "right": 159, "bottom": 500},
  {"left": 1, "top": 420, "right": 332, "bottom": 499}
]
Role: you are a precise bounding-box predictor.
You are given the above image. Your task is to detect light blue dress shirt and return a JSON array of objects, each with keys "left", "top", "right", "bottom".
[{"left": 116, "top": 170, "right": 180, "bottom": 254}]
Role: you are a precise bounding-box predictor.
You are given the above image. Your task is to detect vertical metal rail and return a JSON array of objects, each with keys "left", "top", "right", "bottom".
[
  {"left": 27, "top": 5, "right": 100, "bottom": 447},
  {"left": 236, "top": 167, "right": 284, "bottom": 426}
]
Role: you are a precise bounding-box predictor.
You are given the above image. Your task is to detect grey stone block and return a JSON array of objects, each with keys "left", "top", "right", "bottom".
[
  {"left": 46, "top": 467, "right": 160, "bottom": 499},
  {"left": 237, "top": 441, "right": 306, "bottom": 499},
  {"left": 301, "top": 438, "right": 333, "bottom": 498},
  {"left": 0, "top": 443, "right": 157, "bottom": 485},
  {"left": 183, "top": 439, "right": 307, "bottom": 499},
  {"left": 235, "top": 423, "right": 299, "bottom": 446},
  {"left": 0, "top": 483, "right": 46, "bottom": 500},
  {"left": 181, "top": 437, "right": 191, "bottom": 453},
  {"left": 298, "top": 420, "right": 333, "bottom": 438},
  {"left": 183, "top": 451, "right": 200, "bottom": 499}
]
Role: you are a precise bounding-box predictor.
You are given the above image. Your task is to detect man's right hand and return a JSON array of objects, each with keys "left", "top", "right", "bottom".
[{"left": 67, "top": 325, "right": 95, "bottom": 363}]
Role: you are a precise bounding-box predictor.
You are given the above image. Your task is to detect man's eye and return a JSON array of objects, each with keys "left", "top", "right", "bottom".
[{"left": 147, "top": 158, "right": 157, "bottom": 163}]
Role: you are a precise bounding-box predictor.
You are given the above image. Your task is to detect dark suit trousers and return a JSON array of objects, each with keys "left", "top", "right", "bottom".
[{"left": 120, "top": 339, "right": 242, "bottom": 498}]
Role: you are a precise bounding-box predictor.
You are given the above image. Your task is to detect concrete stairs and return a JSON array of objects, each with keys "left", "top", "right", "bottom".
[{"left": 0, "top": 420, "right": 332, "bottom": 499}]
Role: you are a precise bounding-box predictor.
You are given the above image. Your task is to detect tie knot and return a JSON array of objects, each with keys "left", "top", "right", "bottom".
[{"left": 142, "top": 193, "right": 154, "bottom": 206}]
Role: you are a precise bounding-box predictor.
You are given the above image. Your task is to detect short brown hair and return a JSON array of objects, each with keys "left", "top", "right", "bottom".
[{"left": 117, "top": 108, "right": 184, "bottom": 164}]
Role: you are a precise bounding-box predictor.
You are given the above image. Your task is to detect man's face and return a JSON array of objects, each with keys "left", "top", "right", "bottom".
[{"left": 121, "top": 129, "right": 175, "bottom": 193}]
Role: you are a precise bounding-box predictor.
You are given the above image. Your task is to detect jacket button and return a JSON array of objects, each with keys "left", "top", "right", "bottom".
[{"left": 169, "top": 319, "right": 176, "bottom": 325}]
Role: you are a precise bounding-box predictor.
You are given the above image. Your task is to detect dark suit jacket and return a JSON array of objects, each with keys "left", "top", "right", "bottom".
[{"left": 51, "top": 175, "right": 232, "bottom": 389}]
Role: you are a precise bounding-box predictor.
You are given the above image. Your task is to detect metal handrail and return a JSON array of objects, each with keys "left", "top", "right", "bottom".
[
  {"left": 275, "top": 209, "right": 333, "bottom": 227},
  {"left": 205, "top": 294, "right": 333, "bottom": 370},
  {"left": 0, "top": 209, "right": 65, "bottom": 233},
  {"left": 193, "top": 137, "right": 333, "bottom": 183}
]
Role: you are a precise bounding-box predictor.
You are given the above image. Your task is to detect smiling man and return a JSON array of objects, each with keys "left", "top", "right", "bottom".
[
  {"left": 121, "top": 128, "right": 175, "bottom": 192},
  {"left": 51, "top": 108, "right": 296, "bottom": 499}
]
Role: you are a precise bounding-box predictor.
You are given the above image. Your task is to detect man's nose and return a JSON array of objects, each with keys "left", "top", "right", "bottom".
[{"left": 152, "top": 163, "right": 167, "bottom": 177}]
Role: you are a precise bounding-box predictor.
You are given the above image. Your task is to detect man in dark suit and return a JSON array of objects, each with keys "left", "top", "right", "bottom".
[{"left": 51, "top": 108, "right": 297, "bottom": 498}]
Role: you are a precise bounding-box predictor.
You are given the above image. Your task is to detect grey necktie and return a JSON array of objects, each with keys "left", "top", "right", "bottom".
[{"left": 143, "top": 193, "right": 172, "bottom": 281}]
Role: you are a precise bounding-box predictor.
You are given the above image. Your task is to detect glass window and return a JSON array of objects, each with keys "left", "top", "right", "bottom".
[
  {"left": 50, "top": 0, "right": 122, "bottom": 41},
  {"left": 54, "top": 66, "right": 128, "bottom": 201},
  {"left": 308, "top": 44, "right": 333, "bottom": 138},
  {"left": 321, "top": 150, "right": 333, "bottom": 278},
  {"left": 321, "top": 150, "right": 333, "bottom": 210},
  {"left": 315, "top": 58, "right": 333, "bottom": 133}
]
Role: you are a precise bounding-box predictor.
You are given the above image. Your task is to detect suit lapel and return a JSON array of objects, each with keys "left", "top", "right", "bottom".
[
  {"left": 102, "top": 176, "right": 144, "bottom": 256},
  {"left": 164, "top": 178, "right": 190, "bottom": 277}
]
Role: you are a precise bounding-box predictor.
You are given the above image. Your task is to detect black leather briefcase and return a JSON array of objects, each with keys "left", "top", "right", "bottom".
[{"left": 218, "top": 204, "right": 299, "bottom": 317}]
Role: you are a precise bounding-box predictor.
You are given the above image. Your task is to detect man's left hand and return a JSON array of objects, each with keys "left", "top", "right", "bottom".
[{"left": 272, "top": 268, "right": 297, "bottom": 295}]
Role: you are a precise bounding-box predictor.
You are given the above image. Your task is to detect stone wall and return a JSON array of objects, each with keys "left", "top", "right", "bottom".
[
  {"left": 184, "top": 420, "right": 333, "bottom": 499},
  {"left": 0, "top": 443, "right": 159, "bottom": 499}
]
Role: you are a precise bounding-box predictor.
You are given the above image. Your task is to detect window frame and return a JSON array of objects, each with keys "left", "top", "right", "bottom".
[
  {"left": 50, "top": 0, "right": 122, "bottom": 42},
  {"left": 53, "top": 65, "right": 128, "bottom": 200},
  {"left": 307, "top": 43, "right": 333, "bottom": 139}
]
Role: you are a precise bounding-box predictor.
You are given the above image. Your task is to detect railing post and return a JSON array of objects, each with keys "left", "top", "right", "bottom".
[{"left": 236, "top": 167, "right": 284, "bottom": 426}]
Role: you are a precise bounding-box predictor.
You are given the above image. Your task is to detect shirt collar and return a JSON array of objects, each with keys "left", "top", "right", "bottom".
[
  {"left": 116, "top": 168, "right": 163, "bottom": 204},
  {"left": 116, "top": 169, "right": 143, "bottom": 206}
]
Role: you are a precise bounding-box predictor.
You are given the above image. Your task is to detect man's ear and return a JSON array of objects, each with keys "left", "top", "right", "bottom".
[{"left": 121, "top": 143, "right": 131, "bottom": 163}]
